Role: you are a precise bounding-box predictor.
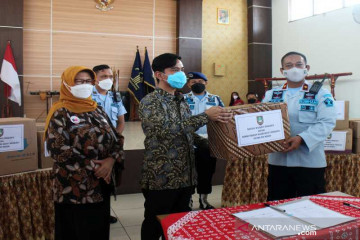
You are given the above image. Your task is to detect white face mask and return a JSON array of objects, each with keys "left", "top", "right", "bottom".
[
  {"left": 64, "top": 82, "right": 93, "bottom": 99},
  {"left": 233, "top": 95, "right": 238, "bottom": 99},
  {"left": 283, "top": 67, "right": 308, "bottom": 83},
  {"left": 98, "top": 78, "right": 113, "bottom": 91}
]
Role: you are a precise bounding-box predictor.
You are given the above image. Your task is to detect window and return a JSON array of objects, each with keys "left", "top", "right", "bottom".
[{"left": 289, "top": 0, "right": 360, "bottom": 21}]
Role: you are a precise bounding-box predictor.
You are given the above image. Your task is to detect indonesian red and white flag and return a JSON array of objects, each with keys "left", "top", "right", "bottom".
[{"left": 0, "top": 42, "right": 21, "bottom": 106}]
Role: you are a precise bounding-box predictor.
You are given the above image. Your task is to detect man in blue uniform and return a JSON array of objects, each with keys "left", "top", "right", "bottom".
[
  {"left": 92, "top": 64, "right": 127, "bottom": 224},
  {"left": 184, "top": 72, "right": 225, "bottom": 209},
  {"left": 262, "top": 52, "right": 336, "bottom": 201},
  {"left": 92, "top": 65, "right": 127, "bottom": 134}
]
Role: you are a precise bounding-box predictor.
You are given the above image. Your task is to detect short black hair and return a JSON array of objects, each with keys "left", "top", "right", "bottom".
[
  {"left": 246, "top": 92, "right": 258, "bottom": 98},
  {"left": 152, "top": 53, "right": 182, "bottom": 73},
  {"left": 93, "top": 64, "right": 110, "bottom": 73},
  {"left": 281, "top": 51, "right": 307, "bottom": 67}
]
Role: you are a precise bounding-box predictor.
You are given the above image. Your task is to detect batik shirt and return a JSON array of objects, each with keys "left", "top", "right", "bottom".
[
  {"left": 46, "top": 107, "right": 124, "bottom": 204},
  {"left": 139, "top": 88, "right": 209, "bottom": 190}
]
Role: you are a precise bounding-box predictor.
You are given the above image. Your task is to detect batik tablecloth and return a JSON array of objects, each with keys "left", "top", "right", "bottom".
[
  {"left": 0, "top": 169, "right": 54, "bottom": 240},
  {"left": 222, "top": 153, "right": 360, "bottom": 207},
  {"left": 161, "top": 195, "right": 360, "bottom": 240}
]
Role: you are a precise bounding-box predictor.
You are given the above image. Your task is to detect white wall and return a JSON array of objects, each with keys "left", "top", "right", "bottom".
[{"left": 272, "top": 0, "right": 360, "bottom": 118}]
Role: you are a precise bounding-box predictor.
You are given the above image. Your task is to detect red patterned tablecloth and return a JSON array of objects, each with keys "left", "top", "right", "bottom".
[{"left": 160, "top": 195, "right": 360, "bottom": 240}]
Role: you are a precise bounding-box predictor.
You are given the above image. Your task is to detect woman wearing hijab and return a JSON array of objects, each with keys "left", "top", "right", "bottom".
[
  {"left": 44, "top": 66, "right": 124, "bottom": 240},
  {"left": 229, "top": 92, "right": 244, "bottom": 106}
]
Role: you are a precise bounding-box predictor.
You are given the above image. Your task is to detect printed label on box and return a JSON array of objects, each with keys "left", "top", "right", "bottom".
[
  {"left": 335, "top": 101, "right": 345, "bottom": 120},
  {"left": 0, "top": 124, "right": 24, "bottom": 152},
  {"left": 235, "top": 110, "right": 285, "bottom": 147},
  {"left": 324, "top": 131, "right": 346, "bottom": 151}
]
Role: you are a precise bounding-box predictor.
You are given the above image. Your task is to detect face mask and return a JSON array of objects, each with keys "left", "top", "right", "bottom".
[
  {"left": 283, "top": 67, "right": 308, "bottom": 82},
  {"left": 191, "top": 83, "right": 206, "bottom": 94},
  {"left": 248, "top": 98, "right": 256, "bottom": 104},
  {"left": 64, "top": 82, "right": 93, "bottom": 99},
  {"left": 98, "top": 78, "right": 113, "bottom": 91},
  {"left": 166, "top": 71, "right": 187, "bottom": 89},
  {"left": 233, "top": 95, "right": 238, "bottom": 99}
]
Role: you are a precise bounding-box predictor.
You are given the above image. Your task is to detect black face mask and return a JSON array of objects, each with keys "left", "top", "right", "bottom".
[
  {"left": 191, "top": 83, "right": 206, "bottom": 94},
  {"left": 248, "top": 98, "right": 257, "bottom": 104}
]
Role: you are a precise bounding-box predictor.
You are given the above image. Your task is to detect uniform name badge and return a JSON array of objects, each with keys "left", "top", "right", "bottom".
[{"left": 234, "top": 110, "right": 285, "bottom": 147}]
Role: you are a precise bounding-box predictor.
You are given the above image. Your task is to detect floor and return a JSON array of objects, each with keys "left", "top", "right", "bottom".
[{"left": 109, "top": 185, "right": 223, "bottom": 240}]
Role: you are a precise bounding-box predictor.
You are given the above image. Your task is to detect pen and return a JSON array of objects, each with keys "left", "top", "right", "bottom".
[
  {"left": 264, "top": 203, "right": 286, "bottom": 213},
  {"left": 343, "top": 202, "right": 360, "bottom": 210}
]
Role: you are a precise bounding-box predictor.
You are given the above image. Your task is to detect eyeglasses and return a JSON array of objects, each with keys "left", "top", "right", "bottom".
[{"left": 74, "top": 79, "right": 93, "bottom": 84}]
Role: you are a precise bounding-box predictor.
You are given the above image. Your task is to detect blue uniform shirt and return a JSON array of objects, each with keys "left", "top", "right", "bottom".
[
  {"left": 262, "top": 81, "right": 336, "bottom": 168},
  {"left": 92, "top": 86, "right": 127, "bottom": 128},
  {"left": 184, "top": 91, "right": 225, "bottom": 136}
]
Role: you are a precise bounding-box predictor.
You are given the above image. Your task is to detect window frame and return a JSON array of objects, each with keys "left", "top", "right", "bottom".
[{"left": 288, "top": 0, "right": 360, "bottom": 22}]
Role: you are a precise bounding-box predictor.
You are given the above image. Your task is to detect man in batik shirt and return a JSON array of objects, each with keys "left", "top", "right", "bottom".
[{"left": 138, "top": 53, "right": 232, "bottom": 240}]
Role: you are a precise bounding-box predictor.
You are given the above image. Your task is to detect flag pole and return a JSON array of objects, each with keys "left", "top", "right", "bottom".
[{"left": 4, "top": 40, "right": 11, "bottom": 117}]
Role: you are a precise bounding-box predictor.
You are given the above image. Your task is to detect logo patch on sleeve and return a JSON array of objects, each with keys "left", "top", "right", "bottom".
[{"left": 324, "top": 98, "right": 334, "bottom": 107}]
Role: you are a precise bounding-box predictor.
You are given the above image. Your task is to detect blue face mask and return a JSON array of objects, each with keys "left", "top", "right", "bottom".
[{"left": 166, "top": 71, "right": 187, "bottom": 89}]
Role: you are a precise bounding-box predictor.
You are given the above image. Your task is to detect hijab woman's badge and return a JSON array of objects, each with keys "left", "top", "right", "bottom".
[
  {"left": 0, "top": 129, "right": 3, "bottom": 137},
  {"left": 95, "top": 0, "right": 114, "bottom": 11},
  {"left": 70, "top": 116, "right": 80, "bottom": 124},
  {"left": 256, "top": 116, "right": 264, "bottom": 126}
]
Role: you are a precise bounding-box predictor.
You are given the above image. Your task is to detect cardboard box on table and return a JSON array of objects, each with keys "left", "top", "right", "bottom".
[
  {"left": 350, "top": 119, "right": 360, "bottom": 153},
  {"left": 37, "top": 130, "right": 53, "bottom": 169},
  {"left": 350, "top": 119, "right": 360, "bottom": 139},
  {"left": 334, "top": 101, "right": 349, "bottom": 130},
  {"left": 0, "top": 118, "right": 38, "bottom": 176},
  {"left": 324, "top": 129, "right": 353, "bottom": 154},
  {"left": 207, "top": 102, "right": 291, "bottom": 160},
  {"left": 36, "top": 122, "right": 45, "bottom": 131}
]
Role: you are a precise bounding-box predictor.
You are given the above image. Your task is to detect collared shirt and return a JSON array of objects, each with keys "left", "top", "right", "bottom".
[
  {"left": 184, "top": 91, "right": 224, "bottom": 135},
  {"left": 138, "top": 88, "right": 209, "bottom": 190},
  {"left": 262, "top": 81, "right": 336, "bottom": 168},
  {"left": 92, "top": 86, "right": 127, "bottom": 128},
  {"left": 46, "top": 107, "right": 124, "bottom": 204}
]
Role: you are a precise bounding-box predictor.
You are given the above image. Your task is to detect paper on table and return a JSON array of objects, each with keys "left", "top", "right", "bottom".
[
  {"left": 278, "top": 199, "right": 356, "bottom": 229},
  {"left": 233, "top": 207, "right": 315, "bottom": 238},
  {"left": 233, "top": 199, "right": 356, "bottom": 238}
]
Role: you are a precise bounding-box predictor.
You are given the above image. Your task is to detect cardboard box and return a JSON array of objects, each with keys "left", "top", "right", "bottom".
[
  {"left": 36, "top": 122, "right": 45, "bottom": 131},
  {"left": 0, "top": 118, "right": 38, "bottom": 176},
  {"left": 37, "top": 130, "right": 53, "bottom": 169},
  {"left": 353, "top": 137, "right": 360, "bottom": 154},
  {"left": 208, "top": 102, "right": 291, "bottom": 159},
  {"left": 349, "top": 119, "right": 360, "bottom": 139},
  {"left": 325, "top": 129, "right": 352, "bottom": 154},
  {"left": 334, "top": 101, "right": 349, "bottom": 130}
]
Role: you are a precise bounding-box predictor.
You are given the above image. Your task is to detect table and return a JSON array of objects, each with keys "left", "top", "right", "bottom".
[
  {"left": 222, "top": 153, "right": 360, "bottom": 207},
  {"left": 160, "top": 193, "right": 360, "bottom": 240},
  {"left": 0, "top": 169, "right": 54, "bottom": 240}
]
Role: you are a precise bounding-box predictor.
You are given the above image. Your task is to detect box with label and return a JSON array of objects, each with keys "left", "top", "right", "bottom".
[
  {"left": 324, "top": 129, "right": 352, "bottom": 154},
  {"left": 0, "top": 118, "right": 38, "bottom": 176},
  {"left": 349, "top": 119, "right": 360, "bottom": 139},
  {"left": 334, "top": 101, "right": 349, "bottom": 130},
  {"left": 37, "top": 130, "right": 53, "bottom": 169},
  {"left": 207, "top": 102, "right": 291, "bottom": 160}
]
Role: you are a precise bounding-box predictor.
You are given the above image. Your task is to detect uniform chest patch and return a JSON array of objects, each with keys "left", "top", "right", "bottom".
[{"left": 303, "top": 92, "right": 316, "bottom": 100}]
